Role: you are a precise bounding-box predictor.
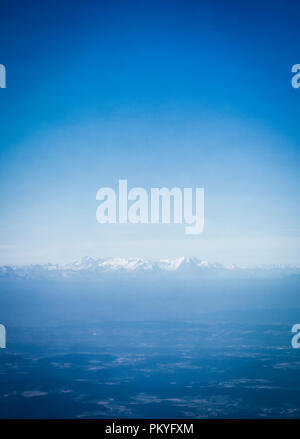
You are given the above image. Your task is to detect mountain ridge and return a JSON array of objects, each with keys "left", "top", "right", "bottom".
[{"left": 1, "top": 256, "right": 300, "bottom": 280}]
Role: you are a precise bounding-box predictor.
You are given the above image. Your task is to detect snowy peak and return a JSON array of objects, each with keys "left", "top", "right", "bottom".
[{"left": 97, "top": 257, "right": 153, "bottom": 272}]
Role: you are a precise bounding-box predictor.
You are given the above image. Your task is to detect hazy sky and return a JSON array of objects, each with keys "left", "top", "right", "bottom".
[{"left": 0, "top": 0, "right": 300, "bottom": 266}]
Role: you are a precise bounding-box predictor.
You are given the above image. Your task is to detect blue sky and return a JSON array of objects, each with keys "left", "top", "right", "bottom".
[{"left": 0, "top": 0, "right": 299, "bottom": 265}]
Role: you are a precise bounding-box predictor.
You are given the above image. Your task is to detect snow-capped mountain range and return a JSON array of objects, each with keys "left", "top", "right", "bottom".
[{"left": 0, "top": 256, "right": 299, "bottom": 280}]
